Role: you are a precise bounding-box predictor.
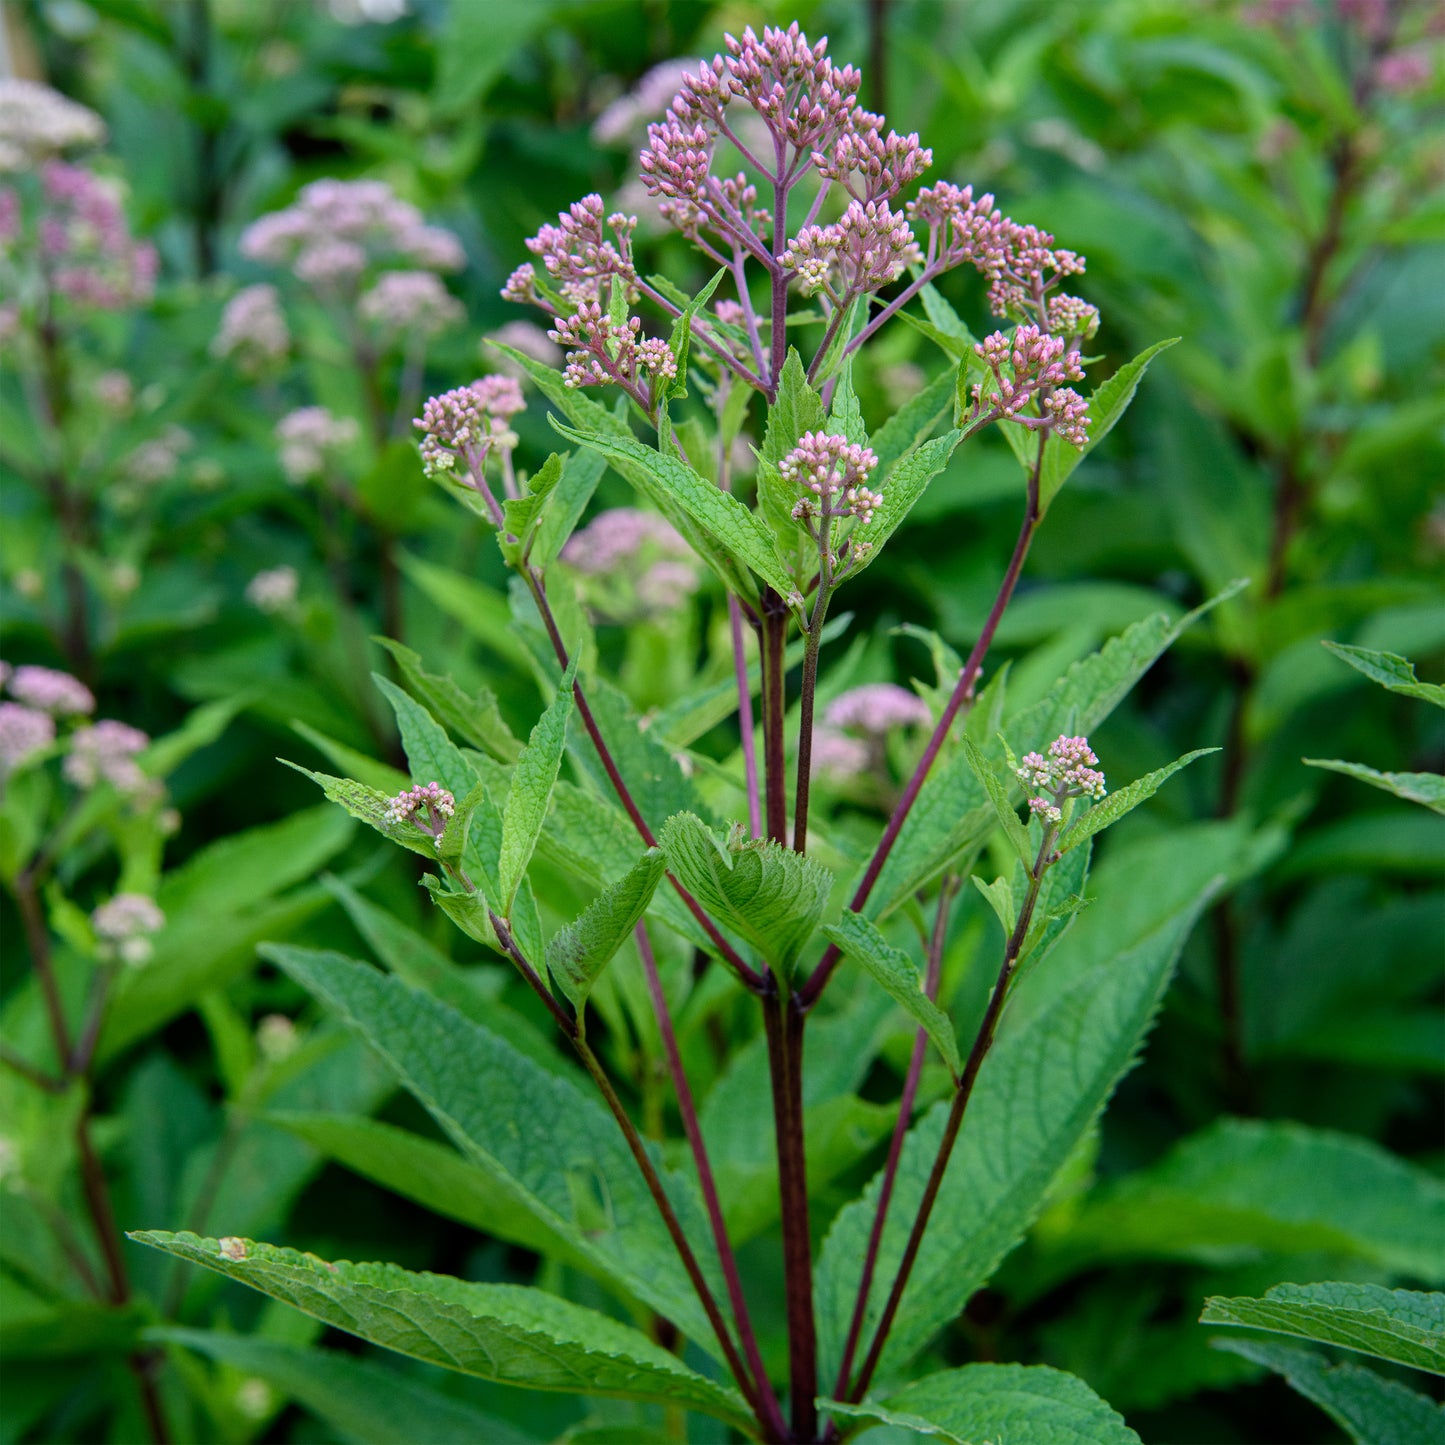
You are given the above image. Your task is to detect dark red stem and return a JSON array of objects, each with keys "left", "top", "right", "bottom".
[{"left": 759, "top": 589, "right": 790, "bottom": 846}]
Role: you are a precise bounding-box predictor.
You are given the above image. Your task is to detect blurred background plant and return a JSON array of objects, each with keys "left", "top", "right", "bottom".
[{"left": 1, "top": 1, "right": 1440, "bottom": 1442}]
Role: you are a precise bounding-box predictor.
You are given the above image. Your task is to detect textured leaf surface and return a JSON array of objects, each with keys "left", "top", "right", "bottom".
[
  {"left": 1052, "top": 1119, "right": 1445, "bottom": 1283},
  {"left": 156, "top": 1328, "right": 536, "bottom": 1445},
  {"left": 500, "top": 678, "right": 573, "bottom": 912},
  {"left": 283, "top": 765, "right": 440, "bottom": 859},
  {"left": 1213, "top": 1338, "right": 1445, "bottom": 1445},
  {"left": 660, "top": 812, "right": 832, "bottom": 972},
  {"left": 1304, "top": 758, "right": 1445, "bottom": 814},
  {"left": 1322, "top": 641, "right": 1445, "bottom": 707},
  {"left": 130, "top": 1234, "right": 750, "bottom": 1430},
  {"left": 1059, "top": 748, "right": 1217, "bottom": 851},
  {"left": 374, "top": 637, "right": 520, "bottom": 761},
  {"left": 815, "top": 886, "right": 1211, "bottom": 1382},
  {"left": 1201, "top": 1283, "right": 1445, "bottom": 1374},
  {"left": 260, "top": 947, "right": 720, "bottom": 1343},
  {"left": 823, "top": 912, "right": 960, "bottom": 1075},
  {"left": 826, "top": 1362, "right": 1141, "bottom": 1445},
  {"left": 547, "top": 849, "right": 667, "bottom": 1011},
  {"left": 859, "top": 430, "right": 963, "bottom": 570}
]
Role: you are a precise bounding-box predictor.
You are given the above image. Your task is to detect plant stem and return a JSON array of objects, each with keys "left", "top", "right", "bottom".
[
  {"left": 800, "top": 448, "right": 1044, "bottom": 1010},
  {"left": 792, "top": 583, "right": 833, "bottom": 853},
  {"left": 763, "top": 980, "right": 818, "bottom": 1440},
  {"left": 732, "top": 596, "right": 764, "bottom": 840},
  {"left": 769, "top": 162, "right": 790, "bottom": 396},
  {"left": 832, "top": 873, "right": 958, "bottom": 1397},
  {"left": 635, "top": 925, "right": 786, "bottom": 1438},
  {"left": 759, "top": 589, "right": 790, "bottom": 845},
  {"left": 847, "top": 833, "right": 1052, "bottom": 1404}
]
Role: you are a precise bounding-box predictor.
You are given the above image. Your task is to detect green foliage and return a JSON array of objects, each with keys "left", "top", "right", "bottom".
[
  {"left": 499, "top": 673, "right": 574, "bottom": 914},
  {"left": 1058, "top": 748, "right": 1218, "bottom": 851}
]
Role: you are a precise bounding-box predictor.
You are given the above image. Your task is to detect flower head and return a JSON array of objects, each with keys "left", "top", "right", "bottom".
[
  {"left": 31, "top": 161, "right": 157, "bottom": 309},
  {"left": 64, "top": 719, "right": 150, "bottom": 793},
  {"left": 562, "top": 508, "right": 700, "bottom": 620},
  {"left": 414, "top": 376, "right": 526, "bottom": 479},
  {"left": 1017, "top": 734, "right": 1106, "bottom": 827},
  {"left": 91, "top": 892, "right": 165, "bottom": 965},
  {"left": 0, "top": 80, "right": 105, "bottom": 172},
  {"left": 0, "top": 703, "right": 55, "bottom": 772},
  {"left": 779, "top": 432, "right": 883, "bottom": 524},
  {"left": 212, "top": 284, "right": 289, "bottom": 372},
  {"left": 384, "top": 781, "right": 455, "bottom": 848},
  {"left": 246, "top": 565, "right": 299, "bottom": 614},
  {"left": 358, "top": 269, "right": 463, "bottom": 339},
  {"left": 7, "top": 665, "right": 95, "bottom": 716},
  {"left": 825, "top": 682, "right": 931, "bottom": 734},
  {"left": 276, "top": 407, "right": 358, "bottom": 484}
]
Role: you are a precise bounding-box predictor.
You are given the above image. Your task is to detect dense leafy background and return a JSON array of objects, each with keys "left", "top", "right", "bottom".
[{"left": 1, "top": 1, "right": 1441, "bottom": 1442}]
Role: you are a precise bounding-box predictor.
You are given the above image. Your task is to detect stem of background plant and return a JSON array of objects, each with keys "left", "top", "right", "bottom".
[
  {"left": 635, "top": 924, "right": 786, "bottom": 1438},
  {"left": 845, "top": 829, "right": 1054, "bottom": 1407},
  {"left": 792, "top": 577, "right": 833, "bottom": 853},
  {"left": 832, "top": 872, "right": 958, "bottom": 1397},
  {"left": 763, "top": 976, "right": 818, "bottom": 1440},
  {"left": 522, "top": 566, "right": 768, "bottom": 992},
  {"left": 769, "top": 158, "right": 791, "bottom": 396},
  {"left": 759, "top": 588, "right": 791, "bottom": 845},
  {"left": 800, "top": 441, "right": 1045, "bottom": 1009},
  {"left": 488, "top": 913, "right": 772, "bottom": 1436}
]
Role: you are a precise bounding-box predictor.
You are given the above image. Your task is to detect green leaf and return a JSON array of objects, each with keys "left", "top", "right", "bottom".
[
  {"left": 964, "top": 736, "right": 1034, "bottom": 866},
  {"left": 1304, "top": 758, "right": 1445, "bottom": 815},
  {"left": 822, "top": 912, "right": 961, "bottom": 1076},
  {"left": 1049, "top": 1118, "right": 1445, "bottom": 1283},
  {"left": 659, "top": 812, "right": 833, "bottom": 972},
  {"left": 374, "top": 675, "right": 478, "bottom": 799},
  {"left": 139, "top": 695, "right": 246, "bottom": 778},
  {"left": 760, "top": 349, "right": 828, "bottom": 465},
  {"left": 815, "top": 884, "right": 1213, "bottom": 1383},
  {"left": 259, "top": 947, "right": 720, "bottom": 1344},
  {"left": 155, "top": 1329, "right": 536, "bottom": 1445},
  {"left": 546, "top": 849, "right": 667, "bottom": 1014},
  {"left": 1212, "top": 1338, "right": 1445, "bottom": 1445},
  {"left": 972, "top": 873, "right": 1017, "bottom": 936},
  {"left": 292, "top": 720, "right": 410, "bottom": 793},
  {"left": 551, "top": 417, "right": 792, "bottom": 599},
  {"left": 283, "top": 764, "right": 440, "bottom": 860},
  {"left": 857, "top": 430, "right": 963, "bottom": 572},
  {"left": 433, "top": 0, "right": 552, "bottom": 115},
  {"left": 663, "top": 267, "right": 725, "bottom": 398},
  {"left": 1322, "top": 641, "right": 1445, "bottom": 708},
  {"left": 500, "top": 450, "right": 565, "bottom": 566},
  {"left": 373, "top": 637, "right": 521, "bottom": 761},
  {"left": 1037, "top": 338, "right": 1179, "bottom": 514},
  {"left": 827, "top": 357, "right": 867, "bottom": 445},
  {"left": 398, "top": 554, "right": 531, "bottom": 671},
  {"left": 1058, "top": 748, "right": 1218, "bottom": 851},
  {"left": 869, "top": 367, "right": 955, "bottom": 474},
  {"left": 824, "top": 1362, "right": 1141, "bottom": 1445},
  {"left": 1201, "top": 1283, "right": 1445, "bottom": 1375},
  {"left": 499, "top": 675, "right": 574, "bottom": 914},
  {"left": 129, "top": 1234, "right": 751, "bottom": 1432}
]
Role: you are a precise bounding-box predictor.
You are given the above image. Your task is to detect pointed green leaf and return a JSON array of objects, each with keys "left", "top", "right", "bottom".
[
  {"left": 373, "top": 675, "right": 478, "bottom": 798},
  {"left": 1058, "top": 748, "right": 1218, "bottom": 852},
  {"left": 1304, "top": 758, "right": 1445, "bottom": 815},
  {"left": 282, "top": 764, "right": 439, "bottom": 859},
  {"left": 499, "top": 676, "right": 574, "bottom": 914},
  {"left": 1212, "top": 1338, "right": 1445, "bottom": 1445},
  {"left": 761, "top": 349, "right": 828, "bottom": 465},
  {"left": 856, "top": 430, "right": 963, "bottom": 573},
  {"left": 1322, "top": 642, "right": 1445, "bottom": 708},
  {"left": 824, "top": 1362, "right": 1141, "bottom": 1445},
  {"left": 373, "top": 637, "right": 521, "bottom": 762},
  {"left": 659, "top": 812, "right": 833, "bottom": 972},
  {"left": 964, "top": 736, "right": 1033, "bottom": 867},
  {"left": 130, "top": 1234, "right": 751, "bottom": 1432},
  {"left": 500, "top": 450, "right": 565, "bottom": 566},
  {"left": 822, "top": 912, "right": 960, "bottom": 1076},
  {"left": 546, "top": 849, "right": 667, "bottom": 1012},
  {"left": 292, "top": 720, "right": 410, "bottom": 793},
  {"left": 869, "top": 366, "right": 955, "bottom": 474},
  {"left": 972, "top": 874, "right": 1017, "bottom": 936},
  {"left": 1201, "top": 1283, "right": 1445, "bottom": 1375}
]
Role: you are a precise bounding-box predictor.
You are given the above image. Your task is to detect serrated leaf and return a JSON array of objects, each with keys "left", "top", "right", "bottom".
[
  {"left": 500, "top": 451, "right": 565, "bottom": 566},
  {"left": 372, "top": 639, "right": 520, "bottom": 763},
  {"left": 1322, "top": 641, "right": 1445, "bottom": 708},
  {"left": 1304, "top": 758, "right": 1445, "bottom": 815},
  {"left": 546, "top": 849, "right": 667, "bottom": 1013},
  {"left": 1058, "top": 748, "right": 1218, "bottom": 852},
  {"left": 1201, "top": 1283, "right": 1445, "bottom": 1375},
  {"left": 499, "top": 675, "right": 574, "bottom": 914},
  {"left": 824, "top": 1362, "right": 1141, "bottom": 1445},
  {"left": 815, "top": 885, "right": 1212, "bottom": 1384},
  {"left": 972, "top": 874, "right": 1017, "bottom": 936},
  {"left": 258, "top": 948, "right": 722, "bottom": 1344},
  {"left": 282, "top": 764, "right": 438, "bottom": 858},
  {"left": 664, "top": 267, "right": 725, "bottom": 398},
  {"left": 761, "top": 349, "right": 828, "bottom": 465},
  {"left": 964, "top": 736, "right": 1034, "bottom": 867},
  {"left": 373, "top": 675, "right": 478, "bottom": 798},
  {"left": 827, "top": 357, "right": 867, "bottom": 446},
  {"left": 823, "top": 912, "right": 961, "bottom": 1076},
  {"left": 1212, "top": 1338, "right": 1445, "bottom": 1445},
  {"left": 130, "top": 1234, "right": 751, "bottom": 1432},
  {"left": 154, "top": 1329, "right": 536, "bottom": 1445},
  {"left": 659, "top": 812, "right": 832, "bottom": 972},
  {"left": 870, "top": 367, "right": 955, "bottom": 474}
]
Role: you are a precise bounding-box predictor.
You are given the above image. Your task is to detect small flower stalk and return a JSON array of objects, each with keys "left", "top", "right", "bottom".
[
  {"left": 384, "top": 781, "right": 456, "bottom": 848},
  {"left": 1017, "top": 734, "right": 1108, "bottom": 827}
]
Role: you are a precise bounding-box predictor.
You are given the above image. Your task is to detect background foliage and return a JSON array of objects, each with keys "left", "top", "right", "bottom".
[{"left": 1, "top": 0, "right": 1441, "bottom": 1442}]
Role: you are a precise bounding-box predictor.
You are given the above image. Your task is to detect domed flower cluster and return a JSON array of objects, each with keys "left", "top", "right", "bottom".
[
  {"left": 276, "top": 407, "right": 359, "bottom": 484},
  {"left": 814, "top": 681, "right": 932, "bottom": 780},
  {"left": 561, "top": 508, "right": 701, "bottom": 620},
  {"left": 91, "top": 892, "right": 165, "bottom": 966},
  {"left": 7, "top": 664, "right": 95, "bottom": 716},
  {"left": 384, "top": 781, "right": 455, "bottom": 847},
  {"left": 0, "top": 79, "right": 105, "bottom": 172},
  {"left": 970, "top": 325, "right": 1090, "bottom": 448},
  {"left": 782, "top": 199, "right": 922, "bottom": 301},
  {"left": 780, "top": 432, "right": 883, "bottom": 525},
  {"left": 0, "top": 701, "right": 55, "bottom": 773},
  {"left": 212, "top": 284, "right": 290, "bottom": 373},
  {"left": 246, "top": 565, "right": 300, "bottom": 614},
  {"left": 548, "top": 303, "right": 677, "bottom": 398},
  {"left": 64, "top": 719, "right": 150, "bottom": 795},
  {"left": 1017, "top": 734, "right": 1107, "bottom": 825},
  {"left": 413, "top": 376, "right": 526, "bottom": 480},
  {"left": 358, "top": 269, "right": 464, "bottom": 341},
  {"left": 514, "top": 194, "right": 641, "bottom": 309}
]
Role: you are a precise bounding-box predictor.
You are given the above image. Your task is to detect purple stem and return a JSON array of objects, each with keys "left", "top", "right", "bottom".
[
  {"left": 635, "top": 924, "right": 786, "bottom": 1437},
  {"left": 799, "top": 441, "right": 1044, "bottom": 1010},
  {"left": 732, "top": 597, "right": 763, "bottom": 841}
]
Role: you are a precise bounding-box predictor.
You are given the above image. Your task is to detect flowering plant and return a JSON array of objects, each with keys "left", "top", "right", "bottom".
[{"left": 127, "top": 25, "right": 1232, "bottom": 1443}]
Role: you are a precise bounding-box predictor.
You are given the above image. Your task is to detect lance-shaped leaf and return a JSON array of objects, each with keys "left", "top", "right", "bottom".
[
  {"left": 1201, "top": 1283, "right": 1445, "bottom": 1375},
  {"left": 662, "top": 267, "right": 725, "bottom": 398},
  {"left": 964, "top": 736, "right": 1034, "bottom": 867},
  {"left": 1303, "top": 758, "right": 1445, "bottom": 815},
  {"left": 761, "top": 349, "right": 828, "bottom": 465},
  {"left": 499, "top": 451, "right": 564, "bottom": 567},
  {"left": 130, "top": 1234, "right": 752, "bottom": 1433},
  {"left": 260, "top": 946, "right": 720, "bottom": 1343},
  {"left": 853, "top": 430, "right": 963, "bottom": 575},
  {"left": 373, "top": 638, "right": 520, "bottom": 760},
  {"left": 660, "top": 812, "right": 833, "bottom": 972},
  {"left": 282, "top": 765, "right": 440, "bottom": 860},
  {"left": 1322, "top": 641, "right": 1445, "bottom": 708},
  {"left": 499, "top": 673, "right": 574, "bottom": 915},
  {"left": 1212, "top": 1338, "right": 1445, "bottom": 1445},
  {"left": 824, "top": 1363, "right": 1141, "bottom": 1445},
  {"left": 547, "top": 849, "right": 667, "bottom": 1013},
  {"left": 823, "top": 912, "right": 961, "bottom": 1076},
  {"left": 550, "top": 418, "right": 794, "bottom": 599},
  {"left": 373, "top": 675, "right": 478, "bottom": 799},
  {"left": 1058, "top": 748, "right": 1218, "bottom": 852}
]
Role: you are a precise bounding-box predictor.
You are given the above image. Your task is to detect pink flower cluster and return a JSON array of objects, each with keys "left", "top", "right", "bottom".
[
  {"left": 971, "top": 325, "right": 1090, "bottom": 447},
  {"left": 514, "top": 194, "right": 640, "bottom": 309},
  {"left": 91, "top": 892, "right": 165, "bottom": 965},
  {"left": 1017, "top": 734, "right": 1107, "bottom": 825},
  {"left": 358, "top": 270, "right": 463, "bottom": 339},
  {"left": 815, "top": 681, "right": 931, "bottom": 779},
  {"left": 64, "top": 719, "right": 151, "bottom": 795},
  {"left": 276, "top": 407, "right": 358, "bottom": 484},
  {"left": 549, "top": 302, "right": 677, "bottom": 397},
  {"left": 779, "top": 432, "right": 883, "bottom": 525},
  {"left": 0, "top": 702, "right": 55, "bottom": 772},
  {"left": 384, "top": 781, "right": 455, "bottom": 845},
  {"left": 212, "top": 284, "right": 290, "bottom": 372},
  {"left": 413, "top": 376, "right": 526, "bottom": 479},
  {"left": 0, "top": 160, "right": 158, "bottom": 309},
  {"left": 561, "top": 508, "right": 701, "bottom": 618},
  {"left": 7, "top": 664, "right": 95, "bottom": 716},
  {"left": 239, "top": 179, "right": 463, "bottom": 292},
  {"left": 0, "top": 80, "right": 105, "bottom": 172},
  {"left": 782, "top": 199, "right": 922, "bottom": 301}
]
